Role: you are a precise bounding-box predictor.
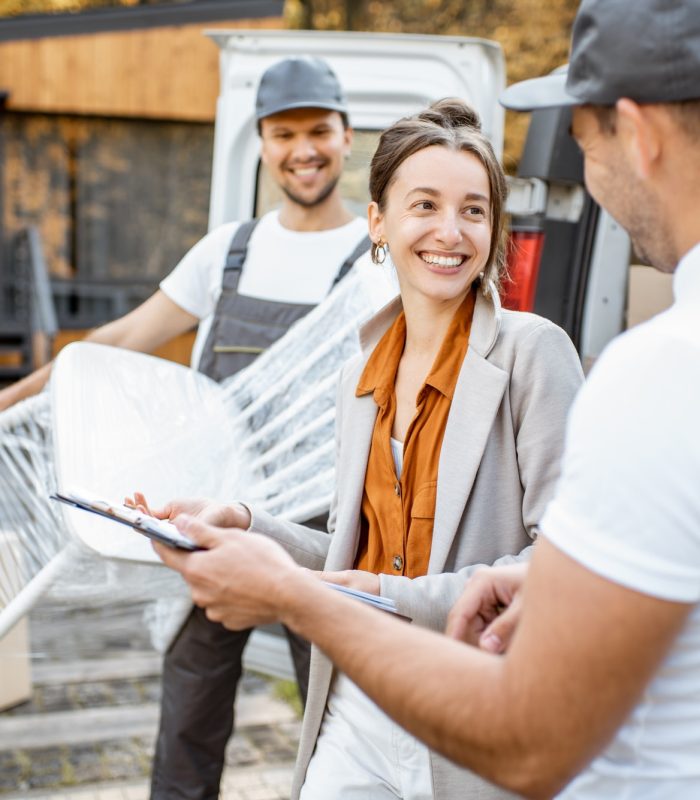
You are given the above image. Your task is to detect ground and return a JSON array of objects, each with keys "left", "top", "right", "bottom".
[{"left": 0, "top": 599, "right": 301, "bottom": 799}]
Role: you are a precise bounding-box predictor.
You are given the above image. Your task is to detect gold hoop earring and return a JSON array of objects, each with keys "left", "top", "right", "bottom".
[{"left": 373, "top": 240, "right": 387, "bottom": 265}]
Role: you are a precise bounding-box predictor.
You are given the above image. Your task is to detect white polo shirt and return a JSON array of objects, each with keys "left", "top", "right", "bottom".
[{"left": 541, "top": 242, "right": 700, "bottom": 798}]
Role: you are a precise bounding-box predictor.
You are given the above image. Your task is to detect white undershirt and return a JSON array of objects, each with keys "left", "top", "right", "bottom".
[{"left": 390, "top": 437, "right": 404, "bottom": 478}]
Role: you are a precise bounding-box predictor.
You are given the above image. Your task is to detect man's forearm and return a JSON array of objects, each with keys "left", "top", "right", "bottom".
[
  {"left": 0, "top": 362, "right": 52, "bottom": 411},
  {"left": 277, "top": 569, "right": 540, "bottom": 795},
  {"left": 163, "top": 523, "right": 688, "bottom": 799},
  {"left": 276, "top": 539, "right": 689, "bottom": 799}
]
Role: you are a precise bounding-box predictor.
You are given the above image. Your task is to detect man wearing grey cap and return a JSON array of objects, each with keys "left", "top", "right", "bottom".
[
  {"left": 0, "top": 57, "right": 367, "bottom": 410},
  {"left": 0, "top": 55, "right": 369, "bottom": 798},
  {"left": 147, "top": 56, "right": 371, "bottom": 800},
  {"left": 148, "top": 1, "right": 700, "bottom": 798},
  {"left": 0, "top": 56, "right": 368, "bottom": 798}
]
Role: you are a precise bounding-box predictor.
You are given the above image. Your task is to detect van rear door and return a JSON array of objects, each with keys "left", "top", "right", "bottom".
[
  {"left": 504, "top": 105, "right": 634, "bottom": 370},
  {"left": 206, "top": 29, "right": 505, "bottom": 227}
]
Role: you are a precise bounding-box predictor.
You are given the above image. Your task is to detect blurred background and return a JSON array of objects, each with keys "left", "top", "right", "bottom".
[{"left": 0, "top": 0, "right": 577, "bottom": 375}]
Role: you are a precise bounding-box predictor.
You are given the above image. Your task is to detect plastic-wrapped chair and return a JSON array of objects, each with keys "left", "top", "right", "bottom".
[{"left": 0, "top": 257, "right": 397, "bottom": 656}]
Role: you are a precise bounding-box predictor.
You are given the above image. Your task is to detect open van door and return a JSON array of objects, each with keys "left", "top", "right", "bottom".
[{"left": 206, "top": 29, "right": 505, "bottom": 228}]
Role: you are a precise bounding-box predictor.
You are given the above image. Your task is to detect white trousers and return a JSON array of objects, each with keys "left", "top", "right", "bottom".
[{"left": 299, "top": 672, "right": 434, "bottom": 799}]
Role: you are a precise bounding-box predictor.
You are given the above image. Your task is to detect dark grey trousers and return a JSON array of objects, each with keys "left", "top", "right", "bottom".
[{"left": 149, "top": 608, "right": 310, "bottom": 800}]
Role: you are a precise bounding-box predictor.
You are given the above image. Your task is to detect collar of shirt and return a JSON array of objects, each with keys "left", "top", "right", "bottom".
[{"left": 355, "top": 289, "right": 477, "bottom": 406}]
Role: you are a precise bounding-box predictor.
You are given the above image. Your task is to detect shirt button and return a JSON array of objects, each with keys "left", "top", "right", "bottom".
[
  {"left": 394, "top": 482, "right": 401, "bottom": 496},
  {"left": 392, "top": 555, "right": 403, "bottom": 571}
]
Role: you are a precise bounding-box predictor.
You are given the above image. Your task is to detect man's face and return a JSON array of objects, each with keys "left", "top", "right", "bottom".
[
  {"left": 571, "top": 106, "right": 676, "bottom": 271},
  {"left": 259, "top": 108, "right": 352, "bottom": 209}
]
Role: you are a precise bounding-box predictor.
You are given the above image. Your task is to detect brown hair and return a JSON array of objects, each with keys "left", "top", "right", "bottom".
[
  {"left": 369, "top": 98, "right": 508, "bottom": 290},
  {"left": 590, "top": 99, "right": 700, "bottom": 141}
]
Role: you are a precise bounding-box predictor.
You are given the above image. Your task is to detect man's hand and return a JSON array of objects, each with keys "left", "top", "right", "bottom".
[
  {"left": 446, "top": 564, "right": 528, "bottom": 653},
  {"left": 153, "top": 515, "right": 301, "bottom": 630},
  {"left": 125, "top": 492, "right": 251, "bottom": 530},
  {"left": 317, "top": 569, "right": 380, "bottom": 595},
  {"left": 0, "top": 363, "right": 52, "bottom": 413}
]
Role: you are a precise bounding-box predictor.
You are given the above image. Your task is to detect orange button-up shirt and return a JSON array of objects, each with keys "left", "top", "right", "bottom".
[{"left": 354, "top": 290, "right": 476, "bottom": 578}]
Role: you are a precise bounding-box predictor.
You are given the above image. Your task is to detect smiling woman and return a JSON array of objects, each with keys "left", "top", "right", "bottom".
[{"left": 153, "top": 98, "right": 585, "bottom": 800}]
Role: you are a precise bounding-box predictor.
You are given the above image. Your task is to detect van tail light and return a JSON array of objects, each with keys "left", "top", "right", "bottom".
[{"left": 501, "top": 230, "right": 545, "bottom": 312}]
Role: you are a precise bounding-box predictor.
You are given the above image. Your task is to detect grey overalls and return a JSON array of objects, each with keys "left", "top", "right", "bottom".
[
  {"left": 151, "top": 219, "right": 370, "bottom": 800},
  {"left": 198, "top": 219, "right": 370, "bottom": 381}
]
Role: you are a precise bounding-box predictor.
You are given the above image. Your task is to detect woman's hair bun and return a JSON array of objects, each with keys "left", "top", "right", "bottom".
[{"left": 418, "top": 98, "right": 481, "bottom": 131}]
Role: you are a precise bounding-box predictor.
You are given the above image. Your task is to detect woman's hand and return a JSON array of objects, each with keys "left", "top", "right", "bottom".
[
  {"left": 125, "top": 492, "right": 251, "bottom": 530},
  {"left": 317, "top": 569, "right": 380, "bottom": 596}
]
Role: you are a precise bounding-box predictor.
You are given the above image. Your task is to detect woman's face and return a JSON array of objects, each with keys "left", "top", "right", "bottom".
[{"left": 369, "top": 145, "right": 492, "bottom": 305}]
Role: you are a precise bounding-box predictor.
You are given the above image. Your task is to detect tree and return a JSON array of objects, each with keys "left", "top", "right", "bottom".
[{"left": 285, "top": 0, "right": 579, "bottom": 166}]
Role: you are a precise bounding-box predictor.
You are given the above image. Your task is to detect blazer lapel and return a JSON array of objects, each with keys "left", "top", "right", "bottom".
[
  {"left": 325, "top": 389, "right": 377, "bottom": 571},
  {"left": 428, "top": 289, "right": 508, "bottom": 573}
]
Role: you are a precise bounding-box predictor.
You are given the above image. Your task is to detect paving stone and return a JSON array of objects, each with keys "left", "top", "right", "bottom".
[
  {"left": 241, "top": 788, "right": 281, "bottom": 800},
  {"left": 136, "top": 680, "right": 161, "bottom": 705},
  {"left": 0, "top": 599, "right": 300, "bottom": 798},
  {"left": 70, "top": 683, "right": 115, "bottom": 709},
  {"left": 95, "top": 789, "right": 126, "bottom": 800},
  {"left": 37, "top": 684, "right": 75, "bottom": 714},
  {"left": 276, "top": 720, "right": 302, "bottom": 738},
  {"left": 123, "top": 787, "right": 148, "bottom": 800},
  {"left": 0, "top": 766, "right": 23, "bottom": 793},
  {"left": 225, "top": 736, "right": 261, "bottom": 767}
]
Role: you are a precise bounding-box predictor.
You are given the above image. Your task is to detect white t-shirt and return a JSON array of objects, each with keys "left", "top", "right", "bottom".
[
  {"left": 160, "top": 210, "right": 368, "bottom": 368},
  {"left": 540, "top": 243, "right": 700, "bottom": 799}
]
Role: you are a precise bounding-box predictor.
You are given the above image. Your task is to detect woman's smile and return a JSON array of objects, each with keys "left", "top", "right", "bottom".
[{"left": 419, "top": 250, "right": 469, "bottom": 273}]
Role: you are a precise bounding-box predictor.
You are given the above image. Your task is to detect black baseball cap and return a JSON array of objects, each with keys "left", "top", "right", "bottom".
[
  {"left": 501, "top": 0, "right": 700, "bottom": 111},
  {"left": 255, "top": 57, "right": 348, "bottom": 121}
]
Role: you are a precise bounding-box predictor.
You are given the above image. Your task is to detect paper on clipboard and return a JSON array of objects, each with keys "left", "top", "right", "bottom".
[{"left": 323, "top": 582, "right": 411, "bottom": 621}]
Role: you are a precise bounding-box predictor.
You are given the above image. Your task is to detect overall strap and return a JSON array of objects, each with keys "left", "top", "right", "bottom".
[
  {"left": 331, "top": 234, "right": 372, "bottom": 289},
  {"left": 224, "top": 218, "right": 261, "bottom": 273}
]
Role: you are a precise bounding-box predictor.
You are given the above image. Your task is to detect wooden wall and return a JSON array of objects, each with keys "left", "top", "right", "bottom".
[
  {"left": 52, "top": 329, "right": 195, "bottom": 366},
  {"left": 0, "top": 15, "right": 281, "bottom": 122}
]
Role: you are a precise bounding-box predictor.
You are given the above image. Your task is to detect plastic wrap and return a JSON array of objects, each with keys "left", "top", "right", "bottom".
[{"left": 0, "top": 254, "right": 397, "bottom": 657}]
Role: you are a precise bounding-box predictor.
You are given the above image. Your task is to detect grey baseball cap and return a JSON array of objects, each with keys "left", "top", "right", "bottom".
[
  {"left": 501, "top": 0, "right": 700, "bottom": 111},
  {"left": 255, "top": 57, "right": 348, "bottom": 121}
]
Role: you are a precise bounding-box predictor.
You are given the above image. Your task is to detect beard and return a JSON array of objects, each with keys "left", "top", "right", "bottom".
[
  {"left": 281, "top": 173, "right": 341, "bottom": 209},
  {"left": 628, "top": 222, "right": 678, "bottom": 274},
  {"left": 622, "top": 193, "right": 677, "bottom": 273},
  {"left": 596, "top": 163, "right": 678, "bottom": 273}
]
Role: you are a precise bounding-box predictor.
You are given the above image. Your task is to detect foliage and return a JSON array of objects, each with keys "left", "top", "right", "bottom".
[
  {"left": 273, "top": 678, "right": 303, "bottom": 718},
  {"left": 0, "top": 0, "right": 161, "bottom": 15},
  {"left": 285, "top": 0, "right": 579, "bottom": 167}
]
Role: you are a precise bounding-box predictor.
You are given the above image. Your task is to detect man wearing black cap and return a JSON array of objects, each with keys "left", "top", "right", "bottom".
[{"left": 152, "top": 1, "right": 700, "bottom": 798}]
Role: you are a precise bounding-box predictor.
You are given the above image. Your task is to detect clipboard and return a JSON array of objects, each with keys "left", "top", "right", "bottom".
[{"left": 50, "top": 487, "right": 203, "bottom": 551}]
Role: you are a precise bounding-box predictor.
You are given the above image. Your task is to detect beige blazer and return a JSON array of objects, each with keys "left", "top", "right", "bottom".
[{"left": 248, "top": 288, "right": 584, "bottom": 799}]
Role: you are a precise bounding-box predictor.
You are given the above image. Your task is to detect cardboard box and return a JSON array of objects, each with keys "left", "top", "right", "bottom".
[
  {"left": 627, "top": 264, "right": 674, "bottom": 329},
  {"left": 0, "top": 530, "right": 32, "bottom": 711},
  {"left": 0, "top": 617, "right": 32, "bottom": 711}
]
